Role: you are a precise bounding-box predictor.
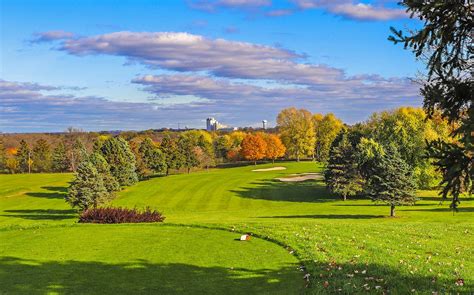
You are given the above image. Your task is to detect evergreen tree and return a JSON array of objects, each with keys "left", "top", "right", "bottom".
[
  {"left": 100, "top": 137, "right": 138, "bottom": 186},
  {"left": 139, "top": 138, "right": 167, "bottom": 176},
  {"left": 16, "top": 140, "right": 31, "bottom": 173},
  {"left": 365, "top": 146, "right": 416, "bottom": 217},
  {"left": 32, "top": 139, "right": 52, "bottom": 172},
  {"left": 66, "top": 161, "right": 110, "bottom": 210},
  {"left": 52, "top": 141, "right": 70, "bottom": 172},
  {"left": 325, "top": 131, "right": 364, "bottom": 201},
  {"left": 89, "top": 152, "right": 120, "bottom": 194},
  {"left": 390, "top": 1, "right": 472, "bottom": 208}
]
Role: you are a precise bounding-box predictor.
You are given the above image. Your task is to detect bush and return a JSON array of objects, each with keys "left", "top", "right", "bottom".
[{"left": 78, "top": 207, "right": 165, "bottom": 224}]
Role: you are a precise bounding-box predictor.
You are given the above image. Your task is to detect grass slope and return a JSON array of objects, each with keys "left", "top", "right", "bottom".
[{"left": 0, "top": 162, "right": 473, "bottom": 293}]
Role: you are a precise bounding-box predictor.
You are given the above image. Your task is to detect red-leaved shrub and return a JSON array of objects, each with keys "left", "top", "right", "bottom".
[{"left": 79, "top": 207, "right": 165, "bottom": 224}]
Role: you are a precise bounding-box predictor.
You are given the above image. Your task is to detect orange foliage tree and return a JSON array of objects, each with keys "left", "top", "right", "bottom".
[
  {"left": 240, "top": 133, "right": 267, "bottom": 165},
  {"left": 264, "top": 134, "right": 286, "bottom": 164}
]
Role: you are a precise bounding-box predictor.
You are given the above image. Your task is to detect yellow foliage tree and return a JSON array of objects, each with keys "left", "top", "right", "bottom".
[{"left": 277, "top": 107, "right": 315, "bottom": 161}]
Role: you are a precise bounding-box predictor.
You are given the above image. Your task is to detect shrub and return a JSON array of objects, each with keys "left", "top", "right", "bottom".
[{"left": 78, "top": 207, "right": 165, "bottom": 224}]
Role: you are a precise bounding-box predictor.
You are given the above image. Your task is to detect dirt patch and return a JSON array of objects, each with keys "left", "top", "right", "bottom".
[
  {"left": 252, "top": 167, "right": 287, "bottom": 172},
  {"left": 275, "top": 173, "right": 322, "bottom": 182}
]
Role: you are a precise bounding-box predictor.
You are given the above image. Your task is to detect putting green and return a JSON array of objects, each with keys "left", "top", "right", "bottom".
[{"left": 0, "top": 225, "right": 303, "bottom": 294}]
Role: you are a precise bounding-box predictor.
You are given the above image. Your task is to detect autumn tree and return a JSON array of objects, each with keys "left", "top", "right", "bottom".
[
  {"left": 0, "top": 140, "right": 6, "bottom": 172},
  {"left": 178, "top": 135, "right": 199, "bottom": 173},
  {"left": 277, "top": 107, "right": 315, "bottom": 161},
  {"left": 313, "top": 113, "right": 343, "bottom": 162},
  {"left": 264, "top": 134, "right": 286, "bottom": 164},
  {"left": 241, "top": 133, "right": 267, "bottom": 165},
  {"left": 138, "top": 137, "right": 167, "bottom": 176},
  {"left": 160, "top": 133, "right": 184, "bottom": 175},
  {"left": 390, "top": 1, "right": 472, "bottom": 208},
  {"left": 16, "top": 140, "right": 32, "bottom": 173},
  {"left": 52, "top": 141, "right": 70, "bottom": 172},
  {"left": 32, "top": 139, "right": 52, "bottom": 172}
]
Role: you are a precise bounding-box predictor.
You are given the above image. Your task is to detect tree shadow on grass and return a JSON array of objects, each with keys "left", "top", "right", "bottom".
[
  {"left": 0, "top": 256, "right": 302, "bottom": 295},
  {"left": 25, "top": 186, "right": 68, "bottom": 199},
  {"left": 231, "top": 179, "right": 336, "bottom": 203},
  {"left": 403, "top": 207, "right": 474, "bottom": 213},
  {"left": 302, "top": 260, "right": 470, "bottom": 293},
  {"left": 1, "top": 209, "right": 77, "bottom": 220},
  {"left": 258, "top": 214, "right": 385, "bottom": 219}
]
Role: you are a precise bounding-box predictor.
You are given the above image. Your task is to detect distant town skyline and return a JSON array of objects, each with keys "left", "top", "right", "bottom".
[{"left": 0, "top": 0, "right": 423, "bottom": 132}]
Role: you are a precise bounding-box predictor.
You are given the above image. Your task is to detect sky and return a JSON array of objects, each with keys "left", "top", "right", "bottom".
[{"left": 0, "top": 0, "right": 424, "bottom": 132}]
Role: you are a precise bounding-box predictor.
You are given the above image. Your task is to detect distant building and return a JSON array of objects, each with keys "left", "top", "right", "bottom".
[
  {"left": 262, "top": 120, "right": 267, "bottom": 130},
  {"left": 206, "top": 117, "right": 236, "bottom": 131}
]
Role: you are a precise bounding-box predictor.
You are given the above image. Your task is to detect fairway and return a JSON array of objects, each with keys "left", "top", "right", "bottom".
[{"left": 1, "top": 162, "right": 473, "bottom": 293}]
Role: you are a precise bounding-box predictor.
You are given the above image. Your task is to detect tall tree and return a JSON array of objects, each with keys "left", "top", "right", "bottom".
[
  {"left": 66, "top": 161, "right": 110, "bottom": 211},
  {"left": 100, "top": 137, "right": 138, "bottom": 186},
  {"left": 139, "top": 137, "right": 167, "bottom": 176},
  {"left": 277, "top": 107, "right": 315, "bottom": 161},
  {"left": 160, "top": 133, "right": 184, "bottom": 175},
  {"left": 16, "top": 140, "right": 31, "bottom": 173},
  {"left": 240, "top": 133, "right": 267, "bottom": 165},
  {"left": 32, "top": 139, "right": 52, "bottom": 172},
  {"left": 52, "top": 141, "right": 70, "bottom": 172},
  {"left": 313, "top": 113, "right": 343, "bottom": 162},
  {"left": 178, "top": 135, "right": 199, "bottom": 173},
  {"left": 88, "top": 152, "right": 120, "bottom": 194},
  {"left": 325, "top": 130, "right": 364, "bottom": 201},
  {"left": 389, "top": 1, "right": 472, "bottom": 208},
  {"left": 0, "top": 140, "right": 6, "bottom": 172},
  {"left": 264, "top": 134, "right": 286, "bottom": 164},
  {"left": 365, "top": 146, "right": 417, "bottom": 217}
]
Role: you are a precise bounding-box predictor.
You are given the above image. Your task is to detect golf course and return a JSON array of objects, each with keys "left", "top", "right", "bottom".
[{"left": 0, "top": 161, "right": 472, "bottom": 294}]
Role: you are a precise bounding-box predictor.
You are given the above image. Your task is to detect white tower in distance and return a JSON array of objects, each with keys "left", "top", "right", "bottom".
[{"left": 262, "top": 120, "right": 267, "bottom": 130}]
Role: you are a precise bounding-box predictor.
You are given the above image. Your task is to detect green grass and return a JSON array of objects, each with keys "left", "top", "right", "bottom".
[{"left": 0, "top": 162, "right": 473, "bottom": 294}]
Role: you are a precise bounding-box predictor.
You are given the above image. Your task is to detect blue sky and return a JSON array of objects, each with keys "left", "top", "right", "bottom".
[{"left": 0, "top": 0, "right": 423, "bottom": 132}]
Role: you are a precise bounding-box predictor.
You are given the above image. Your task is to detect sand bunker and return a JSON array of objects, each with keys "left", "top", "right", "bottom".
[
  {"left": 275, "top": 173, "right": 322, "bottom": 182},
  {"left": 252, "top": 166, "right": 287, "bottom": 172}
]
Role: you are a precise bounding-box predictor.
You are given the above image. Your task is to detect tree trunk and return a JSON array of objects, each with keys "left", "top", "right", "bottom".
[
  {"left": 296, "top": 155, "right": 300, "bottom": 162},
  {"left": 390, "top": 205, "right": 395, "bottom": 217},
  {"left": 254, "top": 161, "right": 257, "bottom": 166},
  {"left": 342, "top": 194, "right": 346, "bottom": 201},
  {"left": 272, "top": 159, "right": 275, "bottom": 165}
]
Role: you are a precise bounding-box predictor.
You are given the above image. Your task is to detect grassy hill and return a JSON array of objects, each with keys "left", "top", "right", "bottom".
[{"left": 0, "top": 162, "right": 473, "bottom": 293}]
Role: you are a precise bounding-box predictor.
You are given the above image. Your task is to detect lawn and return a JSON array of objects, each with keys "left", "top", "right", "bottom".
[{"left": 0, "top": 162, "right": 473, "bottom": 294}]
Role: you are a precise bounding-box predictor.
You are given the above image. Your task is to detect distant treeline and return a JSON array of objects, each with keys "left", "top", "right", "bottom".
[{"left": 0, "top": 107, "right": 453, "bottom": 190}]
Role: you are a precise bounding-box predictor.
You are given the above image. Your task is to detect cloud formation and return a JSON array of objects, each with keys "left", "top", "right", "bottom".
[
  {"left": 31, "top": 30, "right": 75, "bottom": 43},
  {"left": 189, "top": 0, "right": 408, "bottom": 21},
  {"left": 293, "top": 0, "right": 407, "bottom": 20}
]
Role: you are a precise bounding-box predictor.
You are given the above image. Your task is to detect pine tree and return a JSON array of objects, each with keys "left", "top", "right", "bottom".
[
  {"left": 89, "top": 152, "right": 120, "bottom": 194},
  {"left": 66, "top": 161, "right": 109, "bottom": 210},
  {"left": 365, "top": 146, "right": 416, "bottom": 217},
  {"left": 325, "top": 131, "right": 364, "bottom": 201},
  {"left": 52, "top": 141, "right": 70, "bottom": 172},
  {"left": 16, "top": 140, "right": 31, "bottom": 173},
  {"left": 100, "top": 137, "right": 138, "bottom": 186},
  {"left": 32, "top": 139, "right": 52, "bottom": 172}
]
